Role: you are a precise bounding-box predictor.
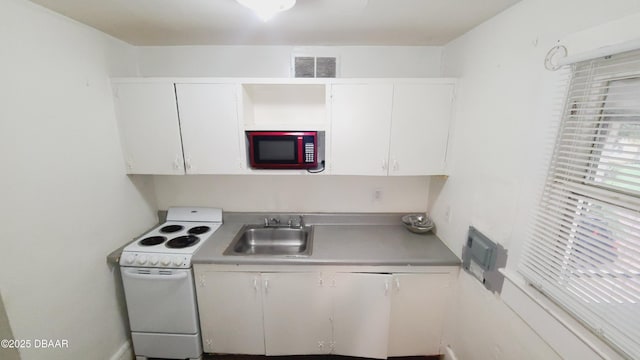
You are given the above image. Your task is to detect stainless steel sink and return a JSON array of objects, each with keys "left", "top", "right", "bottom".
[{"left": 223, "top": 225, "right": 313, "bottom": 257}]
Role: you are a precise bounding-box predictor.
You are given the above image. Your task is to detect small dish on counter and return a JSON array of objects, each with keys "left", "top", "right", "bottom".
[{"left": 402, "top": 213, "right": 434, "bottom": 234}]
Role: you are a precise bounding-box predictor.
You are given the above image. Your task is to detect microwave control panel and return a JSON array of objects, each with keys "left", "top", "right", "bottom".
[{"left": 304, "top": 140, "right": 315, "bottom": 163}]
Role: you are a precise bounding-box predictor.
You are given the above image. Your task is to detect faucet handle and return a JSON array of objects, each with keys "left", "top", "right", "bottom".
[
  {"left": 267, "top": 217, "right": 280, "bottom": 227},
  {"left": 288, "top": 215, "right": 304, "bottom": 228}
]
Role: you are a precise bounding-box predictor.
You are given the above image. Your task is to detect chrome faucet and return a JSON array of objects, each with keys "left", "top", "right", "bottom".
[
  {"left": 288, "top": 215, "right": 304, "bottom": 229},
  {"left": 264, "top": 216, "right": 304, "bottom": 228},
  {"left": 264, "top": 217, "right": 281, "bottom": 227}
]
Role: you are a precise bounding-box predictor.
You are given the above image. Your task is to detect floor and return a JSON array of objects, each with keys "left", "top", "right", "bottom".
[{"left": 203, "top": 356, "right": 441, "bottom": 360}]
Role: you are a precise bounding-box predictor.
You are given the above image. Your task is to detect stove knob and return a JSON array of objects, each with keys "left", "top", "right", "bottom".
[
  {"left": 149, "top": 256, "right": 159, "bottom": 265},
  {"left": 173, "top": 257, "right": 184, "bottom": 266},
  {"left": 125, "top": 254, "right": 136, "bottom": 264},
  {"left": 161, "top": 257, "right": 171, "bottom": 266},
  {"left": 137, "top": 255, "right": 148, "bottom": 265}
]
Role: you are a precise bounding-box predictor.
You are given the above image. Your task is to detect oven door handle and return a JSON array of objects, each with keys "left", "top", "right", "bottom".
[{"left": 122, "top": 269, "right": 188, "bottom": 281}]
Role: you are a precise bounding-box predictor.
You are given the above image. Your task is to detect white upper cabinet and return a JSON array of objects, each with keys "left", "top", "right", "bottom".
[
  {"left": 330, "top": 84, "right": 394, "bottom": 175},
  {"left": 175, "top": 83, "right": 243, "bottom": 174},
  {"left": 330, "top": 81, "right": 455, "bottom": 176},
  {"left": 112, "top": 78, "right": 455, "bottom": 176},
  {"left": 113, "top": 82, "right": 184, "bottom": 174},
  {"left": 389, "top": 83, "right": 454, "bottom": 175}
]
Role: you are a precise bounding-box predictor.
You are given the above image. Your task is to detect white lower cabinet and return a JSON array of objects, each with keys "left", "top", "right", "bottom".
[
  {"left": 196, "top": 272, "right": 265, "bottom": 354},
  {"left": 332, "top": 273, "right": 392, "bottom": 359},
  {"left": 196, "top": 271, "right": 332, "bottom": 355},
  {"left": 194, "top": 267, "right": 456, "bottom": 358},
  {"left": 262, "top": 273, "right": 332, "bottom": 355},
  {"left": 388, "top": 273, "right": 451, "bottom": 356}
]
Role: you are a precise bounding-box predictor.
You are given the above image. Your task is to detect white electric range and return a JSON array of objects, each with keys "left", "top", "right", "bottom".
[
  {"left": 120, "top": 207, "right": 222, "bottom": 360},
  {"left": 120, "top": 206, "right": 222, "bottom": 269}
]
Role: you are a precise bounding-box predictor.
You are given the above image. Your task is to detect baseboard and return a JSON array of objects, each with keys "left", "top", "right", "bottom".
[
  {"left": 442, "top": 345, "right": 459, "bottom": 360},
  {"left": 110, "top": 341, "right": 133, "bottom": 360}
]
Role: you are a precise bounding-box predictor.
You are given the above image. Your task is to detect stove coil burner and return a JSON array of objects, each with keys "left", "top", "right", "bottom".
[
  {"left": 139, "top": 236, "right": 166, "bottom": 246},
  {"left": 188, "top": 226, "right": 211, "bottom": 235},
  {"left": 160, "top": 225, "right": 184, "bottom": 233},
  {"left": 166, "top": 235, "right": 200, "bottom": 249}
]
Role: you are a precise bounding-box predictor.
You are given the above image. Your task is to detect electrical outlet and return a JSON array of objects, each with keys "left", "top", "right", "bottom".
[
  {"left": 444, "top": 206, "right": 452, "bottom": 223},
  {"left": 373, "top": 188, "right": 383, "bottom": 201}
]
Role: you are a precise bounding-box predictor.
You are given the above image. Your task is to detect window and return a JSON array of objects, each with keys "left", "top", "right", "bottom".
[{"left": 519, "top": 49, "right": 640, "bottom": 358}]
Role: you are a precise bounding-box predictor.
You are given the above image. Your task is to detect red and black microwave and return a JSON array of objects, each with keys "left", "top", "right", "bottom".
[{"left": 247, "top": 131, "right": 317, "bottom": 169}]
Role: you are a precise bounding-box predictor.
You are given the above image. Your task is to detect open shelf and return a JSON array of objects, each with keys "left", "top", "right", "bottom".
[{"left": 242, "top": 84, "right": 328, "bottom": 130}]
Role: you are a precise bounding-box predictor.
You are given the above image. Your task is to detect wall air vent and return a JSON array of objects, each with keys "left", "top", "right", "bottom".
[{"left": 293, "top": 56, "right": 337, "bottom": 78}]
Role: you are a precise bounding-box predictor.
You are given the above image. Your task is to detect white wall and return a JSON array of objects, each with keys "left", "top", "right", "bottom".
[
  {"left": 136, "top": 45, "right": 443, "bottom": 78},
  {"left": 0, "top": 295, "right": 19, "bottom": 360},
  {"left": 153, "top": 175, "right": 430, "bottom": 212},
  {"left": 432, "top": 0, "right": 640, "bottom": 359},
  {"left": 0, "top": 1, "right": 158, "bottom": 359}
]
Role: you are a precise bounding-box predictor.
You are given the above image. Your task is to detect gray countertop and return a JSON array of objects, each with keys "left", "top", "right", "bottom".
[{"left": 192, "top": 212, "right": 461, "bottom": 266}]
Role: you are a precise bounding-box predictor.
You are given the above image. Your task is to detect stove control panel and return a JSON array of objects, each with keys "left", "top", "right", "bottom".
[{"left": 120, "top": 252, "right": 192, "bottom": 269}]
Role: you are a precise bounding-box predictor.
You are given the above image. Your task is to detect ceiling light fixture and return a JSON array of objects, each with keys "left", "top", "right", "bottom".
[{"left": 235, "top": 0, "right": 296, "bottom": 22}]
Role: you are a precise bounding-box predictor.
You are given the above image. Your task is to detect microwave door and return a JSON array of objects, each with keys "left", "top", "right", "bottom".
[
  {"left": 247, "top": 131, "right": 317, "bottom": 169},
  {"left": 258, "top": 139, "right": 297, "bottom": 163},
  {"left": 252, "top": 136, "right": 299, "bottom": 168}
]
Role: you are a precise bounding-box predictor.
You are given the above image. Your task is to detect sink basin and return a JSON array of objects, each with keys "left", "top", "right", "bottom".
[{"left": 223, "top": 225, "right": 313, "bottom": 257}]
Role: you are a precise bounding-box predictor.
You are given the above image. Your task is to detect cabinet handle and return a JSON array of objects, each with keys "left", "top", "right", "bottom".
[
  {"left": 393, "top": 159, "right": 399, "bottom": 171},
  {"left": 173, "top": 156, "right": 183, "bottom": 171},
  {"left": 185, "top": 156, "right": 192, "bottom": 171},
  {"left": 384, "top": 280, "right": 390, "bottom": 296},
  {"left": 253, "top": 277, "right": 258, "bottom": 292},
  {"left": 264, "top": 279, "right": 269, "bottom": 294},
  {"left": 395, "top": 277, "right": 400, "bottom": 291},
  {"left": 381, "top": 159, "right": 388, "bottom": 171}
]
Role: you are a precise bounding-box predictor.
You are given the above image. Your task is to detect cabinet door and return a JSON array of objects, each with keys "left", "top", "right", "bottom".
[
  {"left": 196, "top": 271, "right": 265, "bottom": 354},
  {"left": 389, "top": 83, "right": 454, "bottom": 175},
  {"left": 330, "top": 84, "right": 393, "bottom": 175},
  {"left": 113, "top": 83, "right": 184, "bottom": 174},
  {"left": 388, "top": 273, "right": 451, "bottom": 356},
  {"left": 332, "top": 273, "right": 392, "bottom": 359},
  {"left": 175, "top": 83, "right": 243, "bottom": 174},
  {"left": 262, "top": 273, "right": 333, "bottom": 355}
]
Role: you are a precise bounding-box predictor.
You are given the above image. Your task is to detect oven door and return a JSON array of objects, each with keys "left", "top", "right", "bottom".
[{"left": 121, "top": 267, "right": 199, "bottom": 334}]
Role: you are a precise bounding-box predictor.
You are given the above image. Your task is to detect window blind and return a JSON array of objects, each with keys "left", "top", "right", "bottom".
[{"left": 519, "top": 49, "right": 640, "bottom": 359}]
